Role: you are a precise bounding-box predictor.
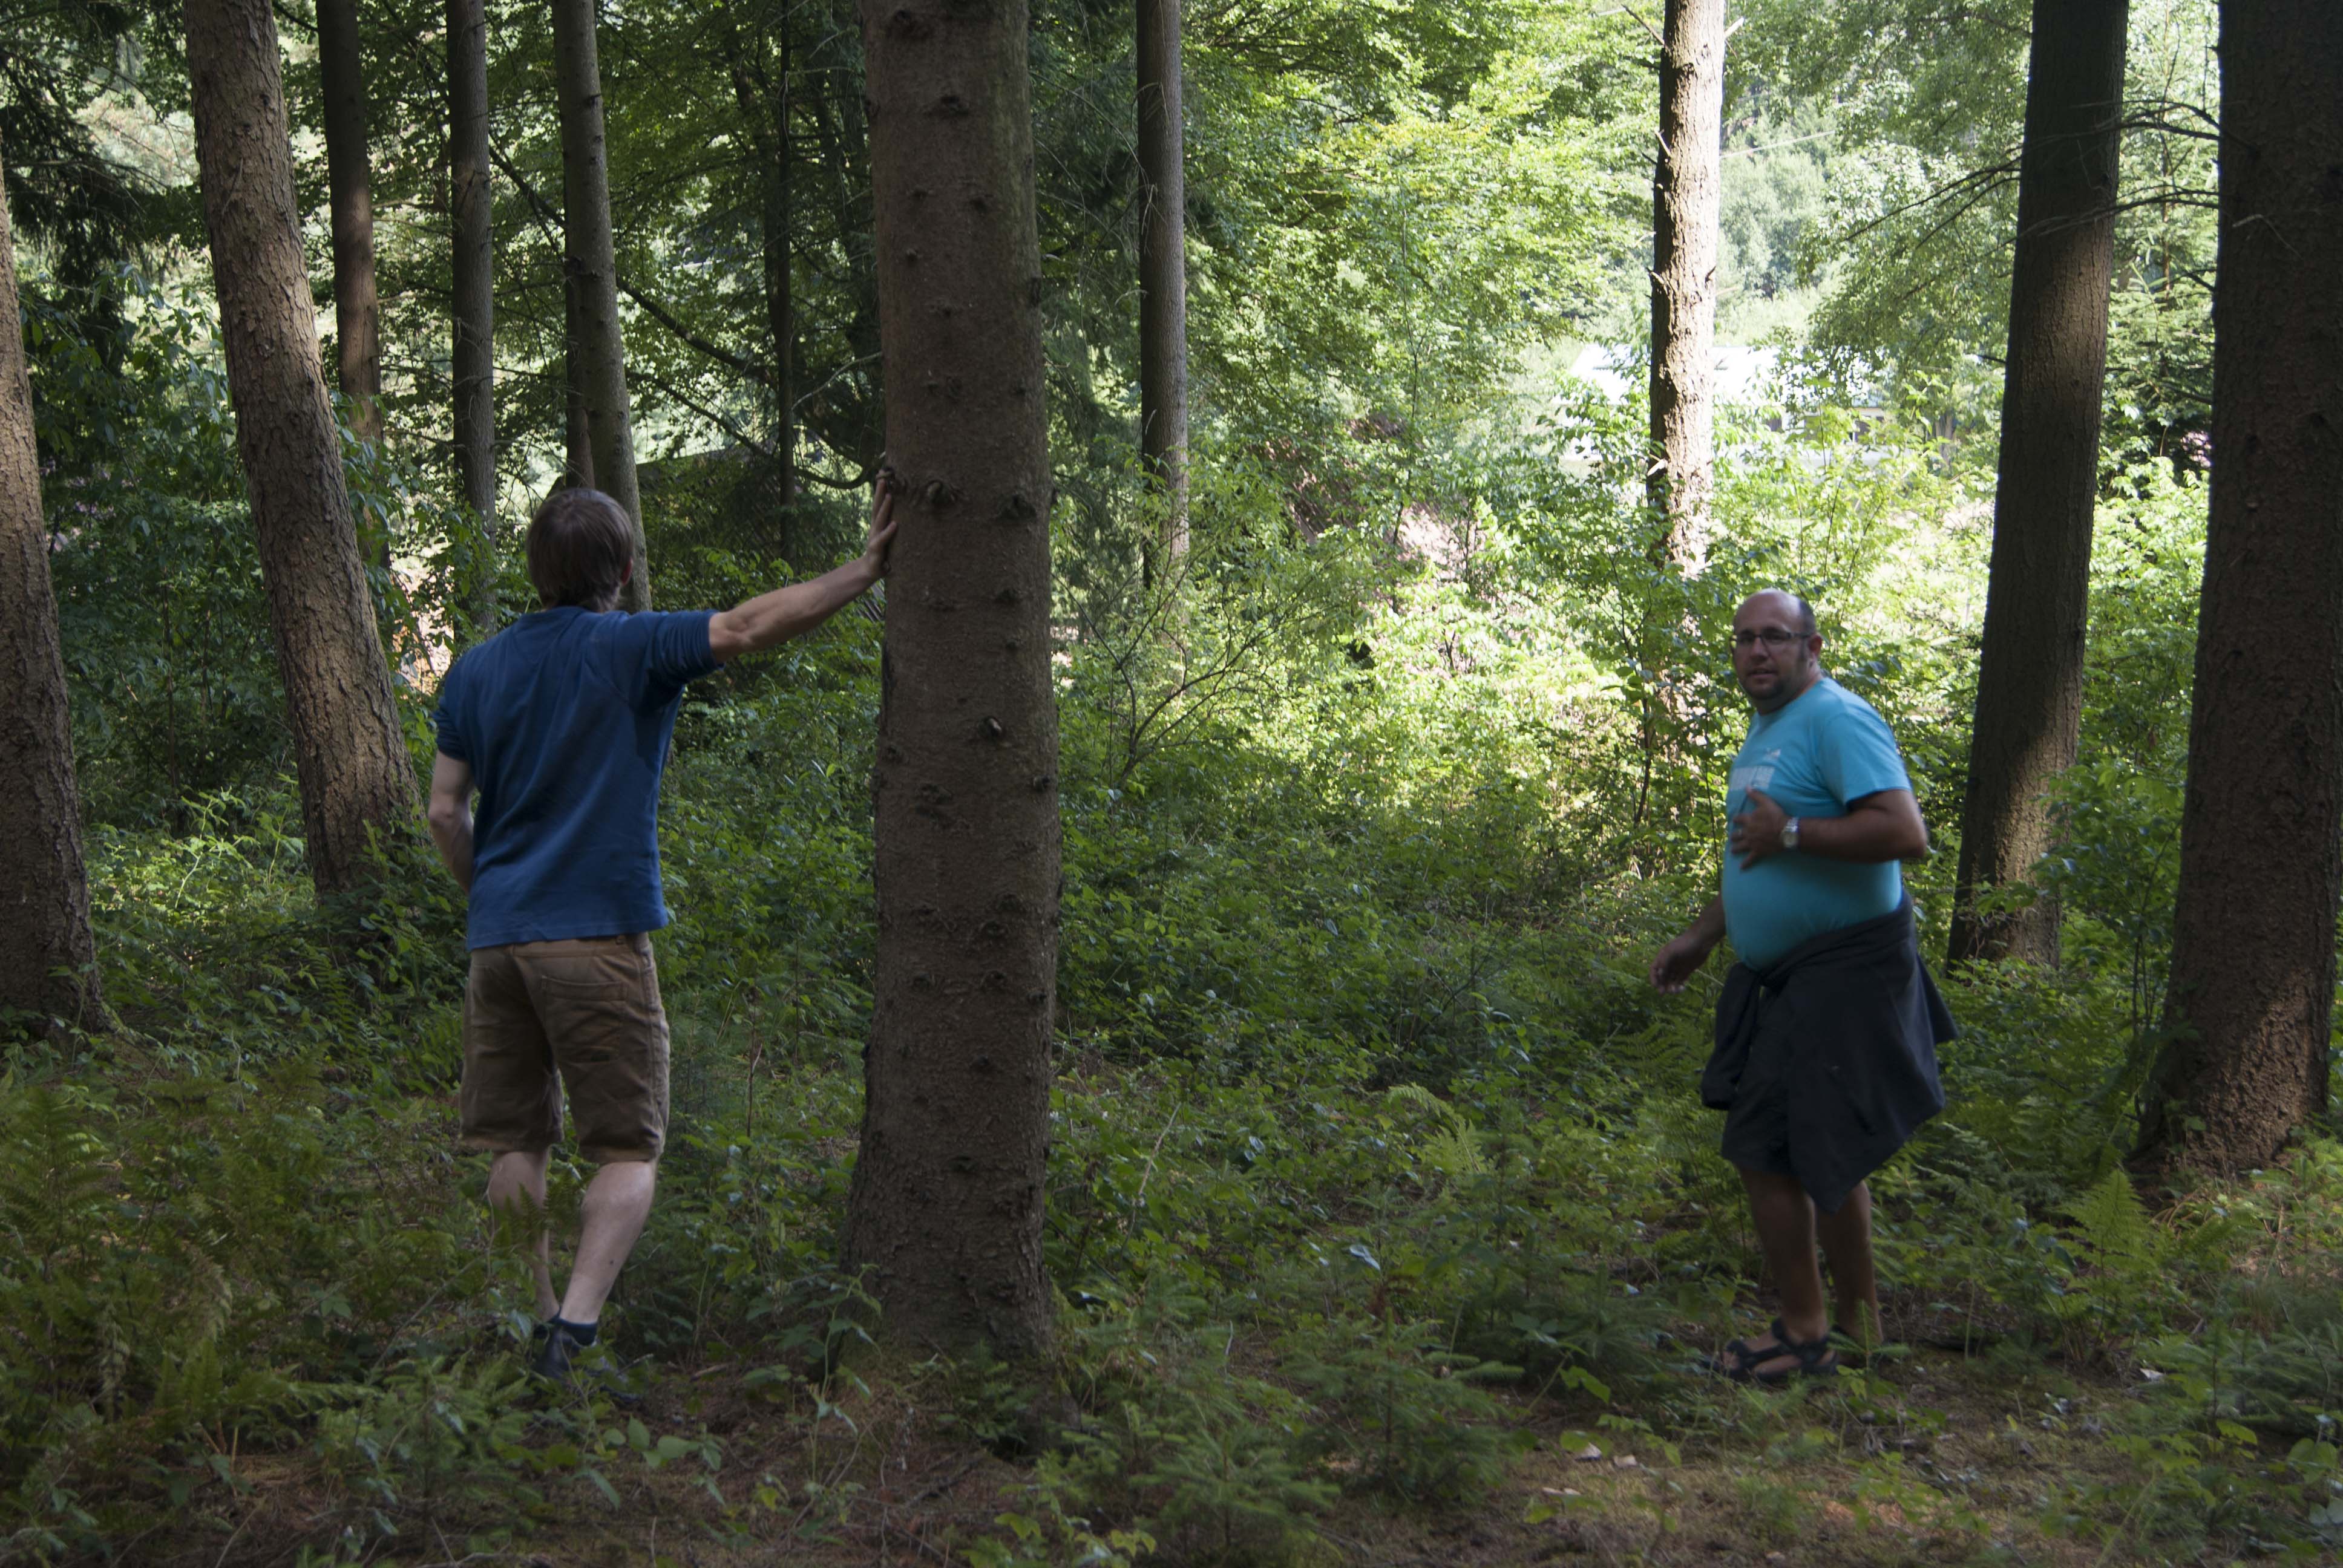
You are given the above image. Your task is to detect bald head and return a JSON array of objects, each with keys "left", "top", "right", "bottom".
[{"left": 1737, "top": 589, "right": 1816, "bottom": 635}]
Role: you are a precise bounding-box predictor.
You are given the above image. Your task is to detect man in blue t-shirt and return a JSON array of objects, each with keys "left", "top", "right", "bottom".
[
  {"left": 1648, "top": 589, "right": 1951, "bottom": 1383},
  {"left": 427, "top": 482, "right": 896, "bottom": 1377}
]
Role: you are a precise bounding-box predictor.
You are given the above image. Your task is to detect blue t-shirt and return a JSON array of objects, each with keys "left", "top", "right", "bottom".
[
  {"left": 433, "top": 607, "right": 723, "bottom": 949},
  {"left": 1720, "top": 676, "right": 1912, "bottom": 970}
]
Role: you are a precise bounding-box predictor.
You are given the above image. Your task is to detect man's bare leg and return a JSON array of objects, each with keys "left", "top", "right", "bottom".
[
  {"left": 487, "top": 1149, "right": 559, "bottom": 1320},
  {"left": 1735, "top": 1166, "right": 1832, "bottom": 1378},
  {"left": 1817, "top": 1180, "right": 1881, "bottom": 1348},
  {"left": 556, "top": 1160, "right": 658, "bottom": 1326}
]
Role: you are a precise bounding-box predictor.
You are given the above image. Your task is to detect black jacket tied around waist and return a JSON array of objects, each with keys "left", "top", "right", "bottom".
[{"left": 1702, "top": 900, "right": 1955, "bottom": 1214}]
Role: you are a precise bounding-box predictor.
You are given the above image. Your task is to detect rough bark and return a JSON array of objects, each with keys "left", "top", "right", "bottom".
[
  {"left": 185, "top": 0, "right": 418, "bottom": 899},
  {"left": 552, "top": 0, "right": 649, "bottom": 609},
  {"left": 0, "top": 127, "right": 108, "bottom": 1036},
  {"left": 1136, "top": 0, "right": 1187, "bottom": 559},
  {"left": 316, "top": 0, "right": 381, "bottom": 452},
  {"left": 1948, "top": 0, "right": 2129, "bottom": 968},
  {"left": 2135, "top": 0, "right": 2343, "bottom": 1175},
  {"left": 448, "top": 0, "right": 496, "bottom": 632},
  {"left": 841, "top": 0, "right": 1058, "bottom": 1359},
  {"left": 1646, "top": 0, "right": 1725, "bottom": 563}
]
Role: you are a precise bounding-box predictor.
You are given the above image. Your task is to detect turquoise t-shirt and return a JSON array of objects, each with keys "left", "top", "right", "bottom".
[{"left": 1720, "top": 676, "right": 1912, "bottom": 970}]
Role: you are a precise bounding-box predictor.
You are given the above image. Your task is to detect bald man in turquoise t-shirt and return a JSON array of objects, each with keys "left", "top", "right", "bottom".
[{"left": 1649, "top": 589, "right": 1948, "bottom": 1385}]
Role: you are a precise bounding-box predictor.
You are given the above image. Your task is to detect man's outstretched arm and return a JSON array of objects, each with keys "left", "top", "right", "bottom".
[
  {"left": 427, "top": 753, "right": 476, "bottom": 892},
  {"left": 708, "top": 477, "right": 899, "bottom": 662}
]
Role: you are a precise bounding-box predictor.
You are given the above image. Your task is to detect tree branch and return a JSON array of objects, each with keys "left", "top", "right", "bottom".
[{"left": 487, "top": 140, "right": 774, "bottom": 388}]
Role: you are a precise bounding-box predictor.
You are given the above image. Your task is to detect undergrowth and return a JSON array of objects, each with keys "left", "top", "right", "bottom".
[{"left": 5, "top": 459, "right": 2339, "bottom": 1567}]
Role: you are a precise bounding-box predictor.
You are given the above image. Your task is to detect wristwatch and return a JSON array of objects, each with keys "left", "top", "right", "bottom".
[{"left": 1780, "top": 817, "right": 1801, "bottom": 851}]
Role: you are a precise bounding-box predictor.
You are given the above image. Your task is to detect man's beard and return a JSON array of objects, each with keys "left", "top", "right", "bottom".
[{"left": 1739, "top": 655, "right": 1809, "bottom": 697}]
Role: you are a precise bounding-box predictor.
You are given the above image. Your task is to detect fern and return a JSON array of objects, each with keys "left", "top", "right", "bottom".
[
  {"left": 1383, "top": 1085, "right": 1491, "bottom": 1182},
  {"left": 2068, "top": 1167, "right": 2161, "bottom": 1274},
  {"left": 0, "top": 1087, "right": 114, "bottom": 1273}
]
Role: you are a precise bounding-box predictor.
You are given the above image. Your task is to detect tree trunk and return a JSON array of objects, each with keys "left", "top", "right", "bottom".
[
  {"left": 804, "top": 62, "right": 886, "bottom": 472},
  {"left": 0, "top": 126, "right": 108, "bottom": 1037},
  {"left": 765, "top": 103, "right": 796, "bottom": 529},
  {"left": 185, "top": 0, "right": 418, "bottom": 900},
  {"left": 1647, "top": 0, "right": 1725, "bottom": 563},
  {"left": 2135, "top": 0, "right": 2343, "bottom": 1175},
  {"left": 762, "top": 34, "right": 795, "bottom": 517},
  {"left": 1947, "top": 0, "right": 2128, "bottom": 969},
  {"left": 448, "top": 0, "right": 496, "bottom": 633},
  {"left": 841, "top": 0, "right": 1058, "bottom": 1359},
  {"left": 563, "top": 264, "right": 593, "bottom": 489},
  {"left": 1136, "top": 0, "right": 1187, "bottom": 560},
  {"left": 317, "top": 0, "right": 386, "bottom": 573},
  {"left": 719, "top": 2, "right": 798, "bottom": 554},
  {"left": 552, "top": 0, "right": 649, "bottom": 609},
  {"left": 316, "top": 0, "right": 382, "bottom": 451}
]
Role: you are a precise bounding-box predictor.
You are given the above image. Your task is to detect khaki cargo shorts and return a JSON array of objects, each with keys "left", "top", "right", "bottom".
[{"left": 459, "top": 933, "right": 669, "bottom": 1163}]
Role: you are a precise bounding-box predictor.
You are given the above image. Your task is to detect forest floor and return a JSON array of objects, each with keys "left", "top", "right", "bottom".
[
  {"left": 28, "top": 785, "right": 2341, "bottom": 1568},
  {"left": 131, "top": 1297, "right": 2200, "bottom": 1568},
  {"left": 27, "top": 1008, "right": 2336, "bottom": 1568}
]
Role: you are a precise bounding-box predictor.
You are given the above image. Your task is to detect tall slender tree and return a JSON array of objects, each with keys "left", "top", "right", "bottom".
[
  {"left": 802, "top": 20, "right": 886, "bottom": 474},
  {"left": 552, "top": 0, "right": 649, "bottom": 609},
  {"left": 184, "top": 0, "right": 417, "bottom": 899},
  {"left": 718, "top": 0, "right": 799, "bottom": 551},
  {"left": 0, "top": 128, "right": 108, "bottom": 1036},
  {"left": 1948, "top": 0, "right": 2129, "bottom": 968},
  {"left": 316, "top": 0, "right": 382, "bottom": 452},
  {"left": 1647, "top": 0, "right": 1725, "bottom": 562},
  {"left": 448, "top": 0, "right": 496, "bottom": 632},
  {"left": 2136, "top": 0, "right": 2343, "bottom": 1174},
  {"left": 759, "top": 47, "right": 794, "bottom": 491},
  {"left": 1136, "top": 0, "right": 1187, "bottom": 561},
  {"left": 563, "top": 269, "right": 592, "bottom": 488},
  {"left": 841, "top": 0, "right": 1058, "bottom": 1357}
]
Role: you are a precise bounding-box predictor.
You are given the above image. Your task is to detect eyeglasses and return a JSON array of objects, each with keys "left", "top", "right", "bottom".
[{"left": 1731, "top": 628, "right": 1813, "bottom": 650}]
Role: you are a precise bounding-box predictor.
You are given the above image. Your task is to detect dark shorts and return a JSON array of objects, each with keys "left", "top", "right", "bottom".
[
  {"left": 1703, "top": 903, "right": 1953, "bottom": 1213},
  {"left": 1717, "top": 1018, "right": 1798, "bottom": 1179},
  {"left": 459, "top": 933, "right": 669, "bottom": 1163}
]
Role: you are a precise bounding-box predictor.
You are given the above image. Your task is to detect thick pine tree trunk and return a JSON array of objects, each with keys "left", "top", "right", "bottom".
[
  {"left": 0, "top": 129, "right": 108, "bottom": 1036},
  {"left": 185, "top": 0, "right": 418, "bottom": 899},
  {"left": 552, "top": 0, "right": 649, "bottom": 609},
  {"left": 2135, "top": 0, "right": 2343, "bottom": 1175},
  {"left": 448, "top": 0, "right": 496, "bottom": 632},
  {"left": 1647, "top": 0, "right": 1725, "bottom": 562},
  {"left": 1948, "top": 0, "right": 2128, "bottom": 969},
  {"left": 842, "top": 0, "right": 1058, "bottom": 1358},
  {"left": 316, "top": 0, "right": 382, "bottom": 452},
  {"left": 1136, "top": 0, "right": 1187, "bottom": 560}
]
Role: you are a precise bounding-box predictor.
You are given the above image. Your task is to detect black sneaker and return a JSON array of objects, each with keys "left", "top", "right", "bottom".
[
  {"left": 529, "top": 1320, "right": 594, "bottom": 1379},
  {"left": 527, "top": 1321, "right": 644, "bottom": 1403}
]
